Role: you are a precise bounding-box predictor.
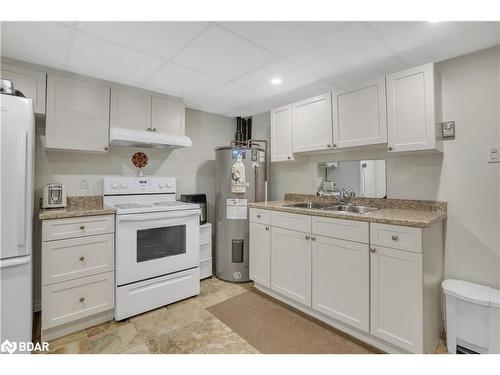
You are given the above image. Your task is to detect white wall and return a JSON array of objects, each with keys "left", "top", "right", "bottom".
[
  {"left": 253, "top": 46, "right": 500, "bottom": 289},
  {"left": 33, "top": 108, "right": 235, "bottom": 303}
]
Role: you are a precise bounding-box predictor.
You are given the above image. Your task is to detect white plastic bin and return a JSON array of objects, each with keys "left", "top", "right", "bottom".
[{"left": 443, "top": 279, "right": 500, "bottom": 353}]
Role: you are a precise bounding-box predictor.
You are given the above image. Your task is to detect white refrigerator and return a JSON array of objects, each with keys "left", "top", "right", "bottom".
[{"left": 0, "top": 93, "right": 34, "bottom": 354}]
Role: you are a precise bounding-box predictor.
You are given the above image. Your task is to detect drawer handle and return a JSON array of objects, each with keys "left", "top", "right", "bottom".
[
  {"left": 265, "top": 226, "right": 270, "bottom": 231},
  {"left": 79, "top": 256, "right": 85, "bottom": 262},
  {"left": 305, "top": 235, "right": 310, "bottom": 240},
  {"left": 79, "top": 297, "right": 85, "bottom": 303},
  {"left": 311, "top": 236, "right": 316, "bottom": 241},
  {"left": 256, "top": 214, "right": 261, "bottom": 218},
  {"left": 370, "top": 247, "right": 376, "bottom": 253},
  {"left": 391, "top": 235, "right": 399, "bottom": 241},
  {"left": 79, "top": 225, "right": 85, "bottom": 230}
]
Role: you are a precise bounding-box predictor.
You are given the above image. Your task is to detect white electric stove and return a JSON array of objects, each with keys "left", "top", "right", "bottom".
[{"left": 103, "top": 176, "right": 201, "bottom": 320}]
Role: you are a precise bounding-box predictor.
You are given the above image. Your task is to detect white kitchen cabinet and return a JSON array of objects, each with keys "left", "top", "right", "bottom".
[
  {"left": 45, "top": 74, "right": 110, "bottom": 152},
  {"left": 270, "top": 104, "right": 294, "bottom": 162},
  {"left": 386, "top": 63, "right": 442, "bottom": 153},
  {"left": 249, "top": 222, "right": 271, "bottom": 288},
  {"left": 312, "top": 235, "right": 369, "bottom": 332},
  {"left": 151, "top": 96, "right": 185, "bottom": 136},
  {"left": 271, "top": 226, "right": 311, "bottom": 306},
  {"left": 292, "top": 93, "right": 333, "bottom": 153},
  {"left": 110, "top": 88, "right": 151, "bottom": 131},
  {"left": 370, "top": 245, "right": 423, "bottom": 352},
  {"left": 332, "top": 77, "right": 387, "bottom": 148},
  {"left": 0, "top": 64, "right": 47, "bottom": 114}
]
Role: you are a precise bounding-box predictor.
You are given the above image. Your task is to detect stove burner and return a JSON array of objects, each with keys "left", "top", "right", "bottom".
[{"left": 114, "top": 203, "right": 152, "bottom": 209}]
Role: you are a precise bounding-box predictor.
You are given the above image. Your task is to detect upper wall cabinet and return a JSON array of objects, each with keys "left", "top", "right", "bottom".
[
  {"left": 110, "top": 88, "right": 151, "bottom": 131},
  {"left": 0, "top": 64, "right": 46, "bottom": 114},
  {"left": 386, "top": 63, "right": 442, "bottom": 153},
  {"left": 292, "top": 93, "right": 333, "bottom": 153},
  {"left": 332, "top": 77, "right": 387, "bottom": 148},
  {"left": 270, "top": 104, "right": 294, "bottom": 162},
  {"left": 46, "top": 74, "right": 111, "bottom": 152},
  {"left": 151, "top": 96, "right": 185, "bottom": 136}
]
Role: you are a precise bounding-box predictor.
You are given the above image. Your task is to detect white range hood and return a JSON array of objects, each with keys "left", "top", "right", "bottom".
[{"left": 109, "top": 127, "right": 192, "bottom": 149}]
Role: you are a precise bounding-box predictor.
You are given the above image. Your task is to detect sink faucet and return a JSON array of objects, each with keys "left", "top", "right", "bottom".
[{"left": 317, "top": 188, "right": 353, "bottom": 204}]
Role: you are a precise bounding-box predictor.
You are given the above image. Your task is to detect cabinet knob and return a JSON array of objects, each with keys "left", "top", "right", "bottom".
[
  {"left": 256, "top": 214, "right": 261, "bottom": 218},
  {"left": 79, "top": 297, "right": 85, "bottom": 303},
  {"left": 370, "top": 247, "right": 376, "bottom": 253},
  {"left": 104, "top": 146, "right": 109, "bottom": 151},
  {"left": 388, "top": 146, "right": 393, "bottom": 151},
  {"left": 79, "top": 225, "right": 85, "bottom": 230},
  {"left": 305, "top": 235, "right": 310, "bottom": 240},
  {"left": 332, "top": 144, "right": 337, "bottom": 148},
  {"left": 79, "top": 256, "right": 85, "bottom": 262},
  {"left": 391, "top": 235, "right": 399, "bottom": 241},
  {"left": 152, "top": 128, "right": 157, "bottom": 132},
  {"left": 287, "top": 156, "right": 292, "bottom": 160},
  {"left": 311, "top": 236, "right": 316, "bottom": 241},
  {"left": 327, "top": 144, "right": 332, "bottom": 148},
  {"left": 265, "top": 226, "right": 270, "bottom": 231}
]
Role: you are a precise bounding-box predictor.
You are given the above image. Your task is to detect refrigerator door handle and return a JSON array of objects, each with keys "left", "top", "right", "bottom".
[
  {"left": 17, "top": 130, "right": 28, "bottom": 251},
  {"left": 0, "top": 255, "right": 32, "bottom": 269}
]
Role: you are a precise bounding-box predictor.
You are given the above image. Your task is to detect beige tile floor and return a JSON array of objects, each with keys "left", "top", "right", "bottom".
[{"left": 33, "top": 277, "right": 448, "bottom": 354}]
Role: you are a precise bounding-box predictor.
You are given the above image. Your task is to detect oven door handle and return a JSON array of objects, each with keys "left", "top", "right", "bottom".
[{"left": 117, "top": 209, "right": 200, "bottom": 222}]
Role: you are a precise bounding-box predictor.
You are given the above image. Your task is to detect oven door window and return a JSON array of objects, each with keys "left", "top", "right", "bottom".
[{"left": 137, "top": 225, "right": 186, "bottom": 263}]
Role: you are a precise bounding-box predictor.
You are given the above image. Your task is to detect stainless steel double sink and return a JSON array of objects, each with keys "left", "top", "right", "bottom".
[{"left": 283, "top": 202, "right": 378, "bottom": 214}]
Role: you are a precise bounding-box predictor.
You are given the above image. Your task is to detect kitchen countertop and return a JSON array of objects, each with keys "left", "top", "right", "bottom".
[
  {"left": 39, "top": 196, "right": 116, "bottom": 220},
  {"left": 249, "top": 196, "right": 447, "bottom": 228}
]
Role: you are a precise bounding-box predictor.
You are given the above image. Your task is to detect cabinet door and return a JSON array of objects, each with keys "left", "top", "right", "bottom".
[
  {"left": 46, "top": 74, "right": 110, "bottom": 152},
  {"left": 370, "top": 245, "right": 423, "bottom": 352},
  {"left": 0, "top": 64, "right": 46, "bottom": 114},
  {"left": 292, "top": 93, "right": 333, "bottom": 153},
  {"left": 386, "top": 63, "right": 439, "bottom": 152},
  {"left": 332, "top": 77, "right": 387, "bottom": 148},
  {"left": 110, "top": 88, "right": 151, "bottom": 131},
  {"left": 312, "top": 236, "right": 369, "bottom": 332},
  {"left": 249, "top": 222, "right": 271, "bottom": 287},
  {"left": 151, "top": 96, "right": 185, "bottom": 136},
  {"left": 271, "top": 227, "right": 311, "bottom": 306},
  {"left": 270, "top": 104, "right": 294, "bottom": 162}
]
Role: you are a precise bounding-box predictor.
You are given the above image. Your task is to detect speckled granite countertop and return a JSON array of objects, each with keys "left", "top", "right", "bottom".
[
  {"left": 39, "top": 196, "right": 116, "bottom": 220},
  {"left": 249, "top": 194, "right": 447, "bottom": 228}
]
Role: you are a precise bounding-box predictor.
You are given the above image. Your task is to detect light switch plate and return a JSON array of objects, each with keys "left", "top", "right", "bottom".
[
  {"left": 441, "top": 121, "right": 455, "bottom": 139},
  {"left": 80, "top": 176, "right": 89, "bottom": 190}
]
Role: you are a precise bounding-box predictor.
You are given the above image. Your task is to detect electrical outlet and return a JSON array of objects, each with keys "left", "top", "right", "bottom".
[
  {"left": 488, "top": 145, "right": 500, "bottom": 163},
  {"left": 80, "top": 176, "right": 89, "bottom": 190}
]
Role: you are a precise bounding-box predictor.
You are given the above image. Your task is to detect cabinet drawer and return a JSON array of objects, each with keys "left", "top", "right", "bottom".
[
  {"left": 200, "top": 242, "right": 212, "bottom": 262},
  {"left": 42, "top": 215, "right": 115, "bottom": 241},
  {"left": 42, "top": 272, "right": 114, "bottom": 330},
  {"left": 271, "top": 211, "right": 311, "bottom": 233},
  {"left": 42, "top": 234, "right": 114, "bottom": 286},
  {"left": 249, "top": 208, "right": 271, "bottom": 225},
  {"left": 312, "top": 216, "right": 369, "bottom": 243},
  {"left": 370, "top": 223, "right": 422, "bottom": 253}
]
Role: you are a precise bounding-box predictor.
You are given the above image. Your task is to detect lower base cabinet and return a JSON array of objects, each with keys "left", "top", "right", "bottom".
[
  {"left": 370, "top": 245, "right": 423, "bottom": 352},
  {"left": 249, "top": 222, "right": 271, "bottom": 287},
  {"left": 312, "top": 235, "right": 369, "bottom": 332},
  {"left": 271, "top": 227, "right": 311, "bottom": 306}
]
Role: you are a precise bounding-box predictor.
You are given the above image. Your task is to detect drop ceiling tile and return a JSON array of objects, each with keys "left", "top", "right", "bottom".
[
  {"left": 199, "top": 82, "right": 264, "bottom": 109},
  {"left": 236, "top": 94, "right": 289, "bottom": 116},
  {"left": 68, "top": 31, "right": 165, "bottom": 85},
  {"left": 220, "top": 21, "right": 346, "bottom": 54},
  {"left": 172, "top": 24, "right": 275, "bottom": 80},
  {"left": 278, "top": 80, "right": 337, "bottom": 104},
  {"left": 187, "top": 96, "right": 236, "bottom": 116},
  {"left": 77, "top": 21, "right": 209, "bottom": 59},
  {"left": 284, "top": 22, "right": 394, "bottom": 78},
  {"left": 370, "top": 21, "right": 484, "bottom": 54},
  {"left": 0, "top": 22, "right": 74, "bottom": 68},
  {"left": 145, "top": 62, "right": 225, "bottom": 98},
  {"left": 326, "top": 55, "right": 407, "bottom": 89},
  {"left": 235, "top": 57, "right": 318, "bottom": 95},
  {"left": 398, "top": 22, "right": 500, "bottom": 67}
]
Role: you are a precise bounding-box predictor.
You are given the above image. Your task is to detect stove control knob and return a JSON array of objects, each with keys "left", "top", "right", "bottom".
[
  {"left": 111, "top": 183, "right": 119, "bottom": 189},
  {"left": 159, "top": 183, "right": 166, "bottom": 188},
  {"left": 166, "top": 183, "right": 173, "bottom": 189},
  {"left": 120, "top": 183, "right": 128, "bottom": 189}
]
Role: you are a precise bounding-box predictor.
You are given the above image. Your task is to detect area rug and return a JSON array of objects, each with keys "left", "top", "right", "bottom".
[{"left": 207, "top": 288, "right": 380, "bottom": 354}]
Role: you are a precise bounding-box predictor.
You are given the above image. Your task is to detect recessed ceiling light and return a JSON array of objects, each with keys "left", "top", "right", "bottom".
[{"left": 271, "top": 77, "right": 283, "bottom": 85}]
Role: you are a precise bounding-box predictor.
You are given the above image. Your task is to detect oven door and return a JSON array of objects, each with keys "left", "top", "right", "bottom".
[{"left": 116, "top": 209, "right": 200, "bottom": 286}]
